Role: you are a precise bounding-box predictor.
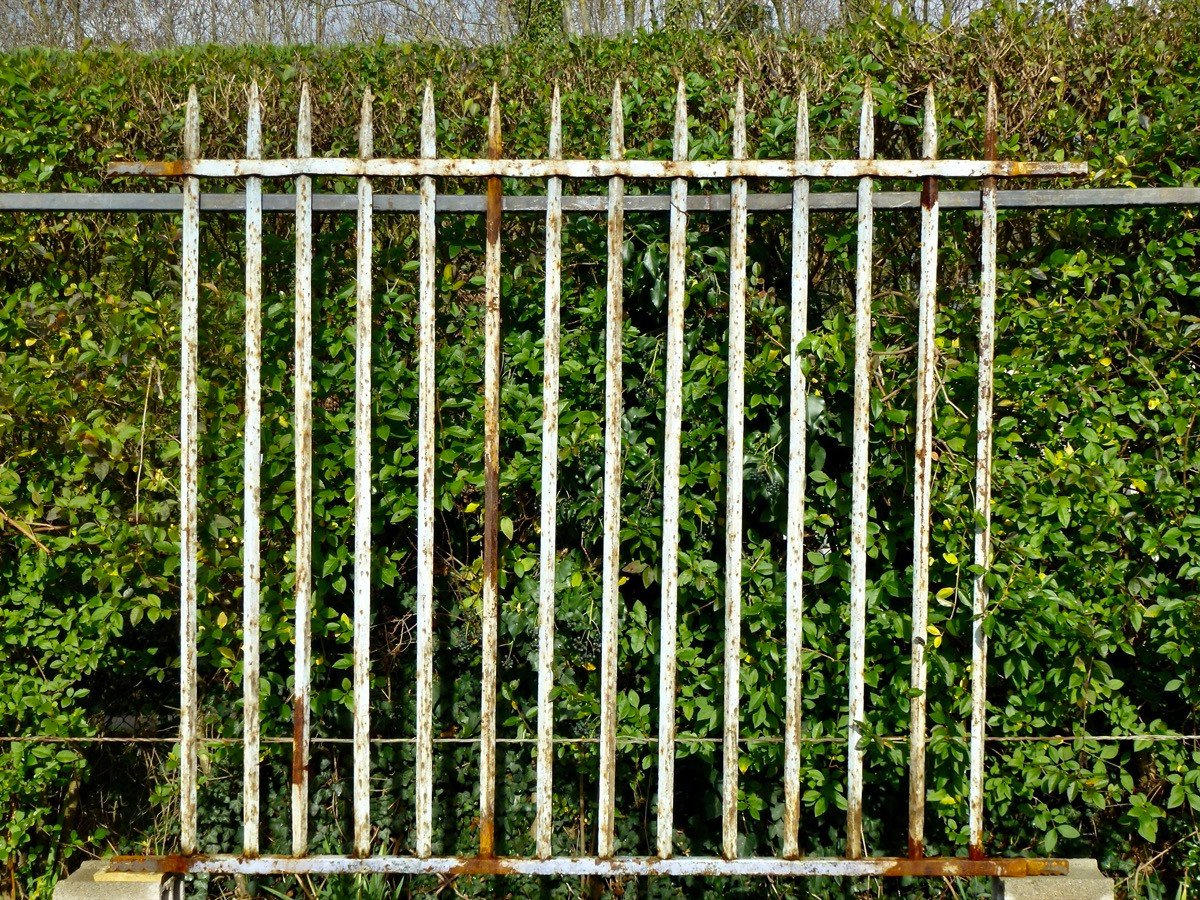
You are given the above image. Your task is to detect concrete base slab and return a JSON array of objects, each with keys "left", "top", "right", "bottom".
[
  {"left": 993, "top": 859, "right": 1114, "bottom": 900},
  {"left": 54, "top": 861, "right": 182, "bottom": 900}
]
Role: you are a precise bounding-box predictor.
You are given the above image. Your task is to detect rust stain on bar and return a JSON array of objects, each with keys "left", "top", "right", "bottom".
[
  {"left": 782, "top": 86, "right": 809, "bottom": 860},
  {"left": 597, "top": 80, "right": 625, "bottom": 860},
  {"left": 907, "top": 85, "right": 939, "bottom": 862},
  {"left": 107, "top": 157, "right": 1087, "bottom": 180},
  {"left": 969, "top": 82, "right": 1001, "bottom": 862},
  {"left": 534, "top": 83, "right": 563, "bottom": 861},
  {"left": 242, "top": 80, "right": 264, "bottom": 859},
  {"left": 845, "top": 81, "right": 874, "bottom": 861},
  {"left": 721, "top": 81, "right": 748, "bottom": 862},
  {"left": 178, "top": 84, "right": 201, "bottom": 858},
  {"left": 656, "top": 78, "right": 687, "bottom": 861},
  {"left": 478, "top": 83, "right": 502, "bottom": 860},
  {"left": 109, "top": 854, "right": 1070, "bottom": 878},
  {"left": 414, "top": 79, "right": 438, "bottom": 860},
  {"left": 352, "top": 86, "right": 375, "bottom": 859},
  {"left": 291, "top": 81, "right": 314, "bottom": 857}
]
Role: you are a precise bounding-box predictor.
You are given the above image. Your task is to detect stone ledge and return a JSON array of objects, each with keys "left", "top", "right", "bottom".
[
  {"left": 54, "top": 861, "right": 182, "bottom": 900},
  {"left": 993, "top": 859, "right": 1115, "bottom": 900}
]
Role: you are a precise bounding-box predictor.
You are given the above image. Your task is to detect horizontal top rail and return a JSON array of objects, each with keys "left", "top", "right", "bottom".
[
  {"left": 4, "top": 186, "right": 1197, "bottom": 214},
  {"left": 107, "top": 156, "right": 1085, "bottom": 180}
]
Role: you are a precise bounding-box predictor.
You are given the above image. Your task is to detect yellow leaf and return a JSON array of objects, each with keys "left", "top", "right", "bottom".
[
  {"left": 944, "top": 552, "right": 959, "bottom": 566},
  {"left": 1147, "top": 397, "right": 1160, "bottom": 410},
  {"left": 1100, "top": 357, "right": 1112, "bottom": 367},
  {"left": 217, "top": 611, "right": 228, "bottom": 629}
]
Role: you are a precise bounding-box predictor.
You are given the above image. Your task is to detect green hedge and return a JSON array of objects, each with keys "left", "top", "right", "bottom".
[{"left": 1, "top": 3, "right": 1199, "bottom": 897}]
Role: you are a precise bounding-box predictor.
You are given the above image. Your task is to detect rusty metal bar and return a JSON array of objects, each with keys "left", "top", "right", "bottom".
[
  {"left": 414, "top": 80, "right": 438, "bottom": 861},
  {"left": 721, "top": 82, "right": 748, "bottom": 861},
  {"left": 782, "top": 87, "right": 809, "bottom": 860},
  {"left": 597, "top": 81, "right": 625, "bottom": 860},
  {"left": 969, "top": 83, "right": 1000, "bottom": 859},
  {"left": 110, "top": 157, "right": 1084, "bottom": 180},
  {"left": 291, "top": 82, "right": 314, "bottom": 857},
  {"left": 655, "top": 78, "right": 687, "bottom": 861},
  {"left": 907, "top": 85, "right": 939, "bottom": 860},
  {"left": 241, "top": 81, "right": 263, "bottom": 859},
  {"left": 113, "top": 855, "right": 1069, "bottom": 878},
  {"left": 352, "top": 87, "right": 374, "bottom": 859},
  {"left": 478, "top": 84, "right": 502, "bottom": 859},
  {"left": 178, "top": 85, "right": 201, "bottom": 858},
  {"left": 534, "top": 83, "right": 563, "bottom": 862},
  {"left": 846, "top": 83, "right": 874, "bottom": 861},
  {"left": 18, "top": 185, "right": 1196, "bottom": 214}
]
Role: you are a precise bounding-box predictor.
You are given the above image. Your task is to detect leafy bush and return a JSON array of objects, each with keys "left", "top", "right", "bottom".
[{"left": 1, "top": 2, "right": 1199, "bottom": 897}]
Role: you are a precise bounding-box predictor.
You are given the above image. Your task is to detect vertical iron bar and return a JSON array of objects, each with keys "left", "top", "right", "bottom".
[
  {"left": 721, "top": 81, "right": 748, "bottom": 861},
  {"left": 534, "top": 83, "right": 563, "bottom": 861},
  {"left": 907, "top": 85, "right": 939, "bottom": 860},
  {"left": 415, "top": 80, "right": 438, "bottom": 860},
  {"left": 782, "top": 87, "right": 809, "bottom": 860},
  {"left": 291, "top": 82, "right": 313, "bottom": 857},
  {"left": 655, "top": 78, "right": 687, "bottom": 861},
  {"left": 242, "top": 81, "right": 263, "bottom": 858},
  {"left": 352, "top": 87, "right": 374, "bottom": 858},
  {"left": 597, "top": 81, "right": 625, "bottom": 860},
  {"left": 969, "top": 82, "right": 999, "bottom": 859},
  {"left": 846, "top": 82, "right": 874, "bottom": 861},
  {"left": 179, "top": 84, "right": 200, "bottom": 858},
  {"left": 479, "top": 84, "right": 502, "bottom": 859}
]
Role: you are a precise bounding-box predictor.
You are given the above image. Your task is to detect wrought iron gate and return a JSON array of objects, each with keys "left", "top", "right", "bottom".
[{"left": 103, "top": 78, "right": 1088, "bottom": 879}]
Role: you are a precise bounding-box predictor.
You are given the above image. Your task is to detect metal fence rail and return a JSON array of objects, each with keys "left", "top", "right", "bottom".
[{"left": 59, "top": 78, "right": 1101, "bottom": 878}]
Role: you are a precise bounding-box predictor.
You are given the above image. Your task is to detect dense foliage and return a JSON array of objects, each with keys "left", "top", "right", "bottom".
[{"left": 1, "top": 2, "right": 1199, "bottom": 896}]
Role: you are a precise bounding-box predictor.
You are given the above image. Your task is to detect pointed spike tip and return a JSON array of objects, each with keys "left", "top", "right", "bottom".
[
  {"left": 795, "top": 88, "right": 809, "bottom": 161},
  {"left": 421, "top": 81, "right": 436, "bottom": 159},
  {"left": 610, "top": 81, "right": 624, "bottom": 158},
  {"left": 923, "top": 84, "right": 937, "bottom": 160},
  {"left": 985, "top": 81, "right": 999, "bottom": 160}
]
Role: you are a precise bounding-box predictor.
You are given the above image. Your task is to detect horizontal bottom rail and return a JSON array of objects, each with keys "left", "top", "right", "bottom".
[
  {"left": 109, "top": 854, "right": 1068, "bottom": 878},
  {"left": 1, "top": 187, "right": 1197, "bottom": 214}
]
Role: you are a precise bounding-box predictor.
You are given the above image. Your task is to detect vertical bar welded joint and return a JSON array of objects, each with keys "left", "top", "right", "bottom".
[
  {"left": 291, "top": 81, "right": 314, "bottom": 858},
  {"left": 352, "top": 86, "right": 374, "bottom": 859},
  {"left": 179, "top": 84, "right": 201, "bottom": 858},
  {"left": 846, "top": 81, "right": 874, "bottom": 861},
  {"left": 415, "top": 80, "right": 438, "bottom": 860},
  {"left": 721, "top": 81, "right": 748, "bottom": 862},
  {"left": 242, "top": 80, "right": 263, "bottom": 859},
  {"left": 782, "top": 86, "right": 809, "bottom": 861},
  {"left": 597, "top": 80, "right": 625, "bottom": 860},
  {"left": 535, "top": 83, "right": 563, "bottom": 861},
  {"left": 656, "top": 78, "right": 687, "bottom": 861},
  {"left": 907, "top": 84, "right": 939, "bottom": 861},
  {"left": 479, "top": 83, "right": 503, "bottom": 859},
  {"left": 969, "top": 82, "right": 1000, "bottom": 860}
]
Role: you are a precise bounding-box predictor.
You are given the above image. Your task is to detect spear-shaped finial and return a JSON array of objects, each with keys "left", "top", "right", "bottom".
[
  {"left": 795, "top": 86, "right": 809, "bottom": 162},
  {"left": 359, "top": 88, "right": 373, "bottom": 160},
  {"left": 549, "top": 82, "right": 562, "bottom": 160},
  {"left": 610, "top": 81, "right": 624, "bottom": 159},
  {"left": 421, "top": 80, "right": 436, "bottom": 159},
  {"left": 922, "top": 84, "right": 937, "bottom": 161},
  {"left": 984, "top": 81, "right": 998, "bottom": 161},
  {"left": 733, "top": 80, "right": 746, "bottom": 160},
  {"left": 184, "top": 85, "right": 200, "bottom": 160},
  {"left": 246, "top": 81, "right": 261, "bottom": 159},
  {"left": 488, "top": 83, "right": 501, "bottom": 159},
  {"left": 297, "top": 82, "right": 312, "bottom": 157},
  {"left": 859, "top": 81, "right": 874, "bottom": 159}
]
